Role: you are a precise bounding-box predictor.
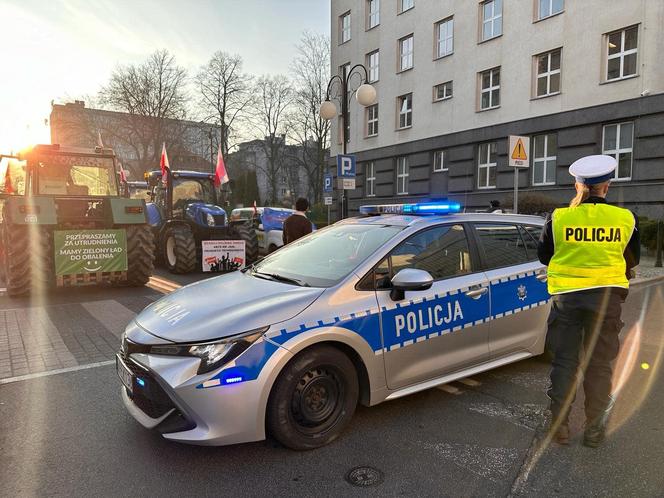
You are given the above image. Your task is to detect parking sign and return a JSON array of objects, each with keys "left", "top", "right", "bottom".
[
  {"left": 337, "top": 154, "right": 356, "bottom": 178},
  {"left": 323, "top": 173, "right": 333, "bottom": 193}
]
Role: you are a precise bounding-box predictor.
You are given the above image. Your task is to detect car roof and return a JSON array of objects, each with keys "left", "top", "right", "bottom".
[
  {"left": 147, "top": 170, "right": 213, "bottom": 179},
  {"left": 339, "top": 212, "right": 545, "bottom": 227}
]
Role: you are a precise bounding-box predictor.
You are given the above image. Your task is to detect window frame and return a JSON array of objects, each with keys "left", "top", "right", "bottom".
[
  {"left": 602, "top": 121, "right": 634, "bottom": 181},
  {"left": 397, "top": 93, "right": 413, "bottom": 129},
  {"left": 531, "top": 134, "right": 557, "bottom": 186},
  {"left": 433, "top": 150, "right": 447, "bottom": 172},
  {"left": 479, "top": 67, "right": 500, "bottom": 111},
  {"left": 534, "top": 48, "right": 561, "bottom": 98},
  {"left": 398, "top": 34, "right": 414, "bottom": 72},
  {"left": 366, "top": 49, "right": 380, "bottom": 83},
  {"left": 366, "top": 104, "right": 379, "bottom": 137},
  {"left": 367, "top": 0, "right": 380, "bottom": 29},
  {"left": 477, "top": 142, "right": 497, "bottom": 189},
  {"left": 339, "top": 11, "right": 351, "bottom": 44},
  {"left": 480, "top": 0, "right": 503, "bottom": 42},
  {"left": 399, "top": 0, "right": 414, "bottom": 14},
  {"left": 396, "top": 156, "right": 409, "bottom": 195},
  {"left": 433, "top": 81, "right": 453, "bottom": 102},
  {"left": 434, "top": 16, "right": 454, "bottom": 59},
  {"left": 366, "top": 161, "right": 376, "bottom": 197},
  {"left": 536, "top": 0, "right": 564, "bottom": 21},
  {"left": 604, "top": 25, "right": 639, "bottom": 82}
]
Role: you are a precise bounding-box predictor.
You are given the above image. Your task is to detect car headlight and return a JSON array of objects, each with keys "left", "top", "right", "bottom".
[
  {"left": 149, "top": 327, "right": 267, "bottom": 374},
  {"left": 206, "top": 213, "right": 215, "bottom": 227}
]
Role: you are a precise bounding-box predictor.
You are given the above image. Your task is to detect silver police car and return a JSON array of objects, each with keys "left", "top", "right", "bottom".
[{"left": 117, "top": 202, "right": 550, "bottom": 450}]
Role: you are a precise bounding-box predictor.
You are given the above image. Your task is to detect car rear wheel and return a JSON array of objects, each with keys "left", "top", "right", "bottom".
[
  {"left": 267, "top": 345, "right": 358, "bottom": 450},
  {"left": 164, "top": 225, "right": 196, "bottom": 274}
]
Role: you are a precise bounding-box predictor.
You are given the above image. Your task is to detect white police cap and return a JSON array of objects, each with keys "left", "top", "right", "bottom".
[{"left": 568, "top": 155, "right": 617, "bottom": 185}]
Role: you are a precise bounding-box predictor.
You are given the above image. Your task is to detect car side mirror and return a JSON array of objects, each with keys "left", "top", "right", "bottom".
[
  {"left": 390, "top": 268, "right": 433, "bottom": 301},
  {"left": 258, "top": 223, "right": 264, "bottom": 231}
]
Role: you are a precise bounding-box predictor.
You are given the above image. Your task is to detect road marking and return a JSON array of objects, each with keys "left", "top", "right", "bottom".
[
  {"left": 0, "top": 360, "right": 114, "bottom": 385},
  {"left": 457, "top": 377, "right": 481, "bottom": 387},
  {"left": 437, "top": 384, "right": 462, "bottom": 395}
]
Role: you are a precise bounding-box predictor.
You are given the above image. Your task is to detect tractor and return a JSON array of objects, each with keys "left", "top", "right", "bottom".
[
  {"left": 0, "top": 144, "right": 155, "bottom": 297},
  {"left": 144, "top": 170, "right": 258, "bottom": 274}
]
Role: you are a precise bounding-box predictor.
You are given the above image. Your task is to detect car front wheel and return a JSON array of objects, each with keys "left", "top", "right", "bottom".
[{"left": 267, "top": 345, "right": 359, "bottom": 450}]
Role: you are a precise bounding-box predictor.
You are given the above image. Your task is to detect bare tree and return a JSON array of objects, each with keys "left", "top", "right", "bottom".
[
  {"left": 252, "top": 75, "right": 294, "bottom": 203},
  {"left": 288, "top": 32, "right": 331, "bottom": 203},
  {"left": 195, "top": 52, "right": 254, "bottom": 157},
  {"left": 98, "top": 50, "right": 189, "bottom": 171}
]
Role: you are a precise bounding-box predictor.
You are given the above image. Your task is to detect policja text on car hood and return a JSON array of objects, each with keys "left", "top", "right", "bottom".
[{"left": 134, "top": 271, "right": 325, "bottom": 343}]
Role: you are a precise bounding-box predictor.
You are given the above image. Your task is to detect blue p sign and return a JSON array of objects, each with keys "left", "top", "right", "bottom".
[
  {"left": 323, "top": 174, "right": 333, "bottom": 193},
  {"left": 337, "top": 154, "right": 356, "bottom": 178}
]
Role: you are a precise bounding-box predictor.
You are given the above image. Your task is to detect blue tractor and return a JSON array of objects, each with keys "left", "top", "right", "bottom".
[{"left": 145, "top": 170, "right": 258, "bottom": 274}]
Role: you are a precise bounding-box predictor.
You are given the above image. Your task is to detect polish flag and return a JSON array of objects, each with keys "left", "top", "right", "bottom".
[
  {"left": 214, "top": 146, "right": 229, "bottom": 187},
  {"left": 97, "top": 130, "right": 104, "bottom": 148},
  {"left": 252, "top": 200, "right": 257, "bottom": 216},
  {"left": 4, "top": 165, "right": 14, "bottom": 194},
  {"left": 118, "top": 161, "right": 128, "bottom": 184},
  {"left": 160, "top": 143, "right": 170, "bottom": 186}
]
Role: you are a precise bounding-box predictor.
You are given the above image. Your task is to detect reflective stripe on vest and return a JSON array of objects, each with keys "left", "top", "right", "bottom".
[{"left": 548, "top": 203, "right": 635, "bottom": 294}]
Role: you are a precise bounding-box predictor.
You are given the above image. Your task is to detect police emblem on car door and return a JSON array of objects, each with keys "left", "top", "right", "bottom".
[
  {"left": 372, "top": 224, "right": 492, "bottom": 390},
  {"left": 472, "top": 223, "right": 550, "bottom": 359}
]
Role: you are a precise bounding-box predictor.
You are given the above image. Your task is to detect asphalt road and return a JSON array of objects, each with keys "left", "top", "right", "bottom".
[{"left": 1, "top": 272, "right": 663, "bottom": 497}]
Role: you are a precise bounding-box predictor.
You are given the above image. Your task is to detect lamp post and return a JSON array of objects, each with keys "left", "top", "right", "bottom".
[{"left": 320, "top": 64, "right": 376, "bottom": 220}]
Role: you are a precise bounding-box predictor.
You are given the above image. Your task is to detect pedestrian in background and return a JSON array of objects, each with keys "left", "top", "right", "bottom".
[
  {"left": 283, "top": 197, "right": 313, "bottom": 245},
  {"left": 489, "top": 200, "right": 503, "bottom": 213},
  {"left": 537, "top": 155, "right": 639, "bottom": 447}
]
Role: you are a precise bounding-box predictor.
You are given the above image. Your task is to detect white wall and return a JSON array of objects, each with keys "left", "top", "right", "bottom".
[{"left": 330, "top": 0, "right": 664, "bottom": 155}]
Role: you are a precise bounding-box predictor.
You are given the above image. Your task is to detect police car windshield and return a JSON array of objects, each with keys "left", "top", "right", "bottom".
[{"left": 251, "top": 223, "right": 403, "bottom": 287}]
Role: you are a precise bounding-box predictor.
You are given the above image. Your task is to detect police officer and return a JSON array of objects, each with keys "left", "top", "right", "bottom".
[{"left": 537, "top": 155, "right": 640, "bottom": 447}]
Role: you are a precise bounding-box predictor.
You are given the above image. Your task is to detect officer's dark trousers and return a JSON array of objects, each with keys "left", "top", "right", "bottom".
[{"left": 546, "top": 288, "right": 625, "bottom": 425}]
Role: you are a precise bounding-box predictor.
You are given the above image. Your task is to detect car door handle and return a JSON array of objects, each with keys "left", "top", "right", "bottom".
[
  {"left": 536, "top": 271, "right": 548, "bottom": 282},
  {"left": 465, "top": 286, "right": 488, "bottom": 299}
]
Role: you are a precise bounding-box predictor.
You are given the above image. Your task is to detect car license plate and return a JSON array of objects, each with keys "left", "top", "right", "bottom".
[{"left": 116, "top": 355, "right": 134, "bottom": 395}]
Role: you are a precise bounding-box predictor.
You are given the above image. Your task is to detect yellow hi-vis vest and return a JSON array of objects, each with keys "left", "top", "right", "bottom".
[{"left": 548, "top": 203, "right": 635, "bottom": 294}]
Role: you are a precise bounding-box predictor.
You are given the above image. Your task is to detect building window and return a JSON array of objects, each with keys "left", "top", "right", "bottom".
[
  {"left": 366, "top": 104, "right": 379, "bottom": 137},
  {"left": 366, "top": 162, "right": 376, "bottom": 196},
  {"left": 480, "top": 0, "right": 502, "bottom": 41},
  {"left": 367, "top": 0, "right": 380, "bottom": 29},
  {"left": 397, "top": 93, "right": 413, "bottom": 129},
  {"left": 435, "top": 17, "right": 454, "bottom": 58},
  {"left": 366, "top": 50, "right": 380, "bottom": 83},
  {"left": 433, "top": 81, "right": 453, "bottom": 101},
  {"left": 478, "top": 142, "right": 497, "bottom": 189},
  {"left": 399, "top": 0, "right": 414, "bottom": 14},
  {"left": 399, "top": 34, "right": 414, "bottom": 71},
  {"left": 396, "top": 157, "right": 409, "bottom": 194},
  {"left": 479, "top": 67, "right": 500, "bottom": 110},
  {"left": 606, "top": 26, "right": 638, "bottom": 81},
  {"left": 603, "top": 122, "right": 633, "bottom": 180},
  {"left": 433, "top": 150, "right": 447, "bottom": 172},
  {"left": 538, "top": 0, "right": 563, "bottom": 20},
  {"left": 339, "top": 11, "right": 351, "bottom": 44},
  {"left": 532, "top": 134, "right": 557, "bottom": 185},
  {"left": 535, "top": 49, "right": 561, "bottom": 97}
]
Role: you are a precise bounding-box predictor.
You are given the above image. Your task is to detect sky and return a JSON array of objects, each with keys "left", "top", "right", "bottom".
[{"left": 0, "top": 0, "right": 330, "bottom": 152}]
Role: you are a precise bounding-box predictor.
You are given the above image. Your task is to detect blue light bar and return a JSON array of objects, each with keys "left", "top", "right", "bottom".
[
  {"left": 136, "top": 377, "right": 146, "bottom": 387},
  {"left": 359, "top": 202, "right": 461, "bottom": 216},
  {"left": 223, "top": 376, "right": 244, "bottom": 385}
]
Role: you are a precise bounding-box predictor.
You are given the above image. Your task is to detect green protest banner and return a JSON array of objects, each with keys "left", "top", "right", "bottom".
[{"left": 54, "top": 229, "right": 127, "bottom": 276}]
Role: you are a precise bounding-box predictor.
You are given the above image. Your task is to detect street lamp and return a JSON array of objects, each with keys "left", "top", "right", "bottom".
[{"left": 319, "top": 64, "right": 376, "bottom": 219}]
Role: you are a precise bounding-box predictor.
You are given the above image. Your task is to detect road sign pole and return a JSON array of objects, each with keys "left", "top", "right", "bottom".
[
  {"left": 508, "top": 135, "right": 530, "bottom": 215},
  {"left": 327, "top": 204, "right": 330, "bottom": 226},
  {"left": 514, "top": 169, "right": 518, "bottom": 214}
]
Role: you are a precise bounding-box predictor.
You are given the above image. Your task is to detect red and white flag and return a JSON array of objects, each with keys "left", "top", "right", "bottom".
[
  {"left": 4, "top": 165, "right": 14, "bottom": 194},
  {"left": 252, "top": 200, "right": 258, "bottom": 216},
  {"left": 160, "top": 143, "right": 170, "bottom": 186},
  {"left": 118, "top": 161, "right": 128, "bottom": 184},
  {"left": 97, "top": 130, "right": 104, "bottom": 148},
  {"left": 214, "top": 145, "right": 229, "bottom": 187}
]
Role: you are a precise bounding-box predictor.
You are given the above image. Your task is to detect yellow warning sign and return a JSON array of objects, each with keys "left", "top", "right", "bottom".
[
  {"left": 508, "top": 135, "right": 530, "bottom": 168},
  {"left": 511, "top": 138, "right": 527, "bottom": 161}
]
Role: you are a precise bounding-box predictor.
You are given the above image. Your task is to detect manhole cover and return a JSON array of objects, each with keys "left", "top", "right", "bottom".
[{"left": 345, "top": 466, "right": 384, "bottom": 487}]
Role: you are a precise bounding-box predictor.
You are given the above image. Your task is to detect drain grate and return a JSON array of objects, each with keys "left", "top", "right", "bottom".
[{"left": 345, "top": 466, "right": 384, "bottom": 487}]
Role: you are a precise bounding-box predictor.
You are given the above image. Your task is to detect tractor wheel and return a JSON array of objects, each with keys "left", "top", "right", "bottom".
[
  {"left": 163, "top": 225, "right": 196, "bottom": 274},
  {"left": 122, "top": 225, "right": 155, "bottom": 286},
  {"left": 2, "top": 224, "right": 53, "bottom": 297},
  {"left": 232, "top": 222, "right": 259, "bottom": 265}
]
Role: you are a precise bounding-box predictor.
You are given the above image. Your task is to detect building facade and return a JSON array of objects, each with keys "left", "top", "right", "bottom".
[{"left": 330, "top": 0, "right": 664, "bottom": 217}]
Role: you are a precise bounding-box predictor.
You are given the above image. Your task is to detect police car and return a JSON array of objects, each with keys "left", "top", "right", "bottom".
[{"left": 117, "top": 202, "right": 550, "bottom": 450}]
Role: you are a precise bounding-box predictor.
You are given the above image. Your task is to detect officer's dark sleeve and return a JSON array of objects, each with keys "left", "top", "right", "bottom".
[
  {"left": 282, "top": 218, "right": 290, "bottom": 245},
  {"left": 624, "top": 213, "right": 640, "bottom": 272},
  {"left": 537, "top": 214, "right": 555, "bottom": 266}
]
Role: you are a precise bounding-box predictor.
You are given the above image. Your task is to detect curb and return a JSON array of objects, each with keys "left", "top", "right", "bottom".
[{"left": 631, "top": 274, "right": 664, "bottom": 286}]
